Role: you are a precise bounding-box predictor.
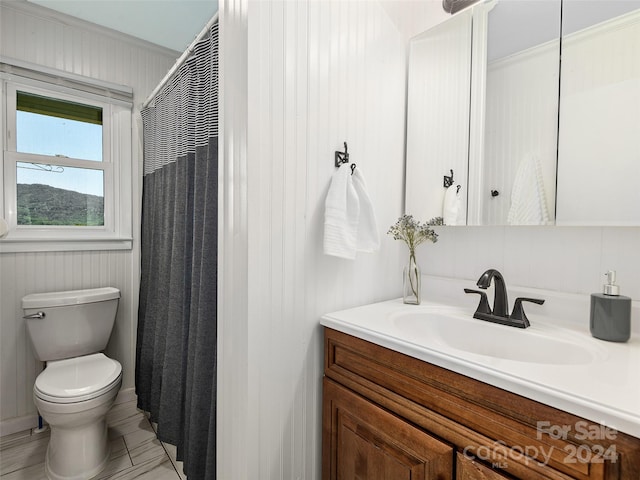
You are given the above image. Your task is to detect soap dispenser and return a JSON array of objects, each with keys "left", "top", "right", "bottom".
[{"left": 590, "top": 270, "right": 631, "bottom": 342}]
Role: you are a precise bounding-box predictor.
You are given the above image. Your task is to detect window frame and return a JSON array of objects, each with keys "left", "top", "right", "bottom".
[{"left": 1, "top": 73, "right": 133, "bottom": 252}]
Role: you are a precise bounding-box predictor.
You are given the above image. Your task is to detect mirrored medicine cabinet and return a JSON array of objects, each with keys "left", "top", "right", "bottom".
[{"left": 405, "top": 0, "right": 640, "bottom": 226}]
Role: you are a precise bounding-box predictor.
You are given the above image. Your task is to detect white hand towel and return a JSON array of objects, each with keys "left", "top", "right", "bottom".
[
  {"left": 352, "top": 167, "right": 380, "bottom": 252},
  {"left": 507, "top": 154, "right": 550, "bottom": 225},
  {"left": 324, "top": 165, "right": 360, "bottom": 259},
  {"left": 442, "top": 184, "right": 461, "bottom": 226}
]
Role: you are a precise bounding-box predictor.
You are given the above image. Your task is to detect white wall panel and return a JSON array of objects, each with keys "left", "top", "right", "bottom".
[
  {"left": 225, "top": 1, "right": 432, "bottom": 478},
  {"left": 217, "top": 0, "right": 249, "bottom": 479},
  {"left": 0, "top": 1, "right": 177, "bottom": 434}
]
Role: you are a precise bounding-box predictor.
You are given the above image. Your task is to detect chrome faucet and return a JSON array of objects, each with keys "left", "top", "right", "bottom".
[{"left": 464, "top": 269, "right": 545, "bottom": 328}]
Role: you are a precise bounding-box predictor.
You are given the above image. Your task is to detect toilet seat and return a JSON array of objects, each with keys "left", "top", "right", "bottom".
[{"left": 35, "top": 353, "right": 122, "bottom": 404}]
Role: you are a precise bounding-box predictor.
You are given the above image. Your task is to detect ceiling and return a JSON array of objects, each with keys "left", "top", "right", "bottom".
[{"left": 27, "top": 0, "right": 218, "bottom": 52}]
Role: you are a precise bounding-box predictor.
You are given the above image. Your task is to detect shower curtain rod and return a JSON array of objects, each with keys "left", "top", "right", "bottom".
[{"left": 142, "top": 11, "right": 219, "bottom": 109}]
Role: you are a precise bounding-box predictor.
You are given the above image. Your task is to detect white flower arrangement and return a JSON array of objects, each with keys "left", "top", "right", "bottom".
[
  {"left": 388, "top": 214, "right": 443, "bottom": 304},
  {"left": 387, "top": 214, "right": 442, "bottom": 254}
]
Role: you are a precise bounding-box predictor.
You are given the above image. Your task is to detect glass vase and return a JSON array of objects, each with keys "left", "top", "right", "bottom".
[{"left": 403, "top": 250, "right": 421, "bottom": 305}]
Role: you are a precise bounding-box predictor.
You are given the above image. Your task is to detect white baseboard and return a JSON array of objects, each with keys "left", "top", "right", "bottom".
[
  {"left": 114, "top": 387, "right": 137, "bottom": 405},
  {"left": 0, "top": 414, "right": 39, "bottom": 438}
]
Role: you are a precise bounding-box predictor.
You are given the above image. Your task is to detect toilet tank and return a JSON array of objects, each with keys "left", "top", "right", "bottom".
[{"left": 22, "top": 287, "right": 120, "bottom": 362}]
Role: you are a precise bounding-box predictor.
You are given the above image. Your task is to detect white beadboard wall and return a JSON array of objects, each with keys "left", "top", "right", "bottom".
[
  {"left": 217, "top": 0, "right": 249, "bottom": 478},
  {"left": 0, "top": 1, "right": 178, "bottom": 434},
  {"left": 216, "top": 1, "right": 447, "bottom": 479},
  {"left": 245, "top": 0, "right": 407, "bottom": 476}
]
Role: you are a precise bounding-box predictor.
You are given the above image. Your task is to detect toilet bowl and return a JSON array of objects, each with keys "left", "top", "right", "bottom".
[
  {"left": 34, "top": 354, "right": 122, "bottom": 480},
  {"left": 22, "top": 287, "right": 122, "bottom": 480}
]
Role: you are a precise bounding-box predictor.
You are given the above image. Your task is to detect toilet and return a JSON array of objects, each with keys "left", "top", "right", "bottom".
[{"left": 22, "top": 287, "right": 123, "bottom": 480}]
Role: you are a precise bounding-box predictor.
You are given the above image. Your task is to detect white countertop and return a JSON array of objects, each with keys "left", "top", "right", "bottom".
[{"left": 321, "top": 298, "right": 640, "bottom": 439}]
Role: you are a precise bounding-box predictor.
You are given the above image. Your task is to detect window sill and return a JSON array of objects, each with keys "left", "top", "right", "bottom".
[{"left": 0, "top": 237, "right": 133, "bottom": 253}]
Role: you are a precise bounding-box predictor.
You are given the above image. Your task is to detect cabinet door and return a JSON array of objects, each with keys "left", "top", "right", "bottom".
[
  {"left": 456, "top": 453, "right": 511, "bottom": 480},
  {"left": 323, "top": 378, "right": 453, "bottom": 480}
]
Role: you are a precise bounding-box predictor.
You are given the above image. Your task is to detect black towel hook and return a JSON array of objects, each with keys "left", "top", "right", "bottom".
[
  {"left": 334, "top": 142, "right": 349, "bottom": 167},
  {"left": 334, "top": 141, "right": 356, "bottom": 174},
  {"left": 443, "top": 169, "right": 454, "bottom": 188}
]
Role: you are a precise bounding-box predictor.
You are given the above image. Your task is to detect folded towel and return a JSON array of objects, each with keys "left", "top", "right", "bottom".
[
  {"left": 442, "top": 184, "right": 461, "bottom": 225},
  {"left": 507, "top": 154, "right": 550, "bottom": 225},
  {"left": 324, "top": 165, "right": 360, "bottom": 259},
  {"left": 352, "top": 167, "right": 380, "bottom": 252}
]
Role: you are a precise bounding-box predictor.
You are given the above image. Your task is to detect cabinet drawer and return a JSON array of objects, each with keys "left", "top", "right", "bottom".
[{"left": 324, "top": 328, "right": 640, "bottom": 479}]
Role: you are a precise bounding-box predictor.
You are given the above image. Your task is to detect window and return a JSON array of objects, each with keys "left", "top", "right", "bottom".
[
  {"left": 1, "top": 69, "right": 133, "bottom": 252},
  {"left": 15, "top": 91, "right": 105, "bottom": 227},
  {"left": 17, "top": 162, "right": 104, "bottom": 226},
  {"left": 17, "top": 91, "right": 103, "bottom": 160}
]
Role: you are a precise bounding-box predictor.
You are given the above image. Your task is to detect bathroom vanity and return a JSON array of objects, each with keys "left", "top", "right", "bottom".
[{"left": 321, "top": 300, "right": 640, "bottom": 479}]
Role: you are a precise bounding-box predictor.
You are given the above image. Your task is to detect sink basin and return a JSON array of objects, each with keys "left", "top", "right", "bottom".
[{"left": 392, "top": 310, "right": 605, "bottom": 365}]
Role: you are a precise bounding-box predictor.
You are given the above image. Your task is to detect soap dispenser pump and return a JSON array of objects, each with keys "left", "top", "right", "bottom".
[{"left": 590, "top": 270, "right": 631, "bottom": 342}]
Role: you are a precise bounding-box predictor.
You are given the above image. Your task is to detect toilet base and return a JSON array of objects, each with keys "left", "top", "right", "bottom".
[
  {"left": 44, "top": 418, "right": 111, "bottom": 480},
  {"left": 33, "top": 356, "right": 122, "bottom": 480}
]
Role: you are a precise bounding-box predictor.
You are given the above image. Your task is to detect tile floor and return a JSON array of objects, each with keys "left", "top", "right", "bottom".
[{"left": 0, "top": 400, "right": 186, "bottom": 479}]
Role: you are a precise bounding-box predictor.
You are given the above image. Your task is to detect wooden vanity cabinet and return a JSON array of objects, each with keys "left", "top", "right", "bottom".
[{"left": 322, "top": 328, "right": 640, "bottom": 480}]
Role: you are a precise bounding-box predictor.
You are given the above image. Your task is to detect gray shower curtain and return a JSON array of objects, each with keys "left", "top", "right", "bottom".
[{"left": 136, "top": 22, "right": 218, "bottom": 479}]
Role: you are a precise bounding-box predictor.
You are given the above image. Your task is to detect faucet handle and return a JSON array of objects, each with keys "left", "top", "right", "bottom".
[
  {"left": 510, "top": 297, "right": 545, "bottom": 327},
  {"left": 464, "top": 288, "right": 492, "bottom": 315}
]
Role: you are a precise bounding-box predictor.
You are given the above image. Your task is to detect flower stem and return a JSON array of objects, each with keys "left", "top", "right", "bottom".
[{"left": 406, "top": 249, "right": 420, "bottom": 304}]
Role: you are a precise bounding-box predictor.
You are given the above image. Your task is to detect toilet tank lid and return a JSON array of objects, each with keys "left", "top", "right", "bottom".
[{"left": 22, "top": 287, "right": 120, "bottom": 309}]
